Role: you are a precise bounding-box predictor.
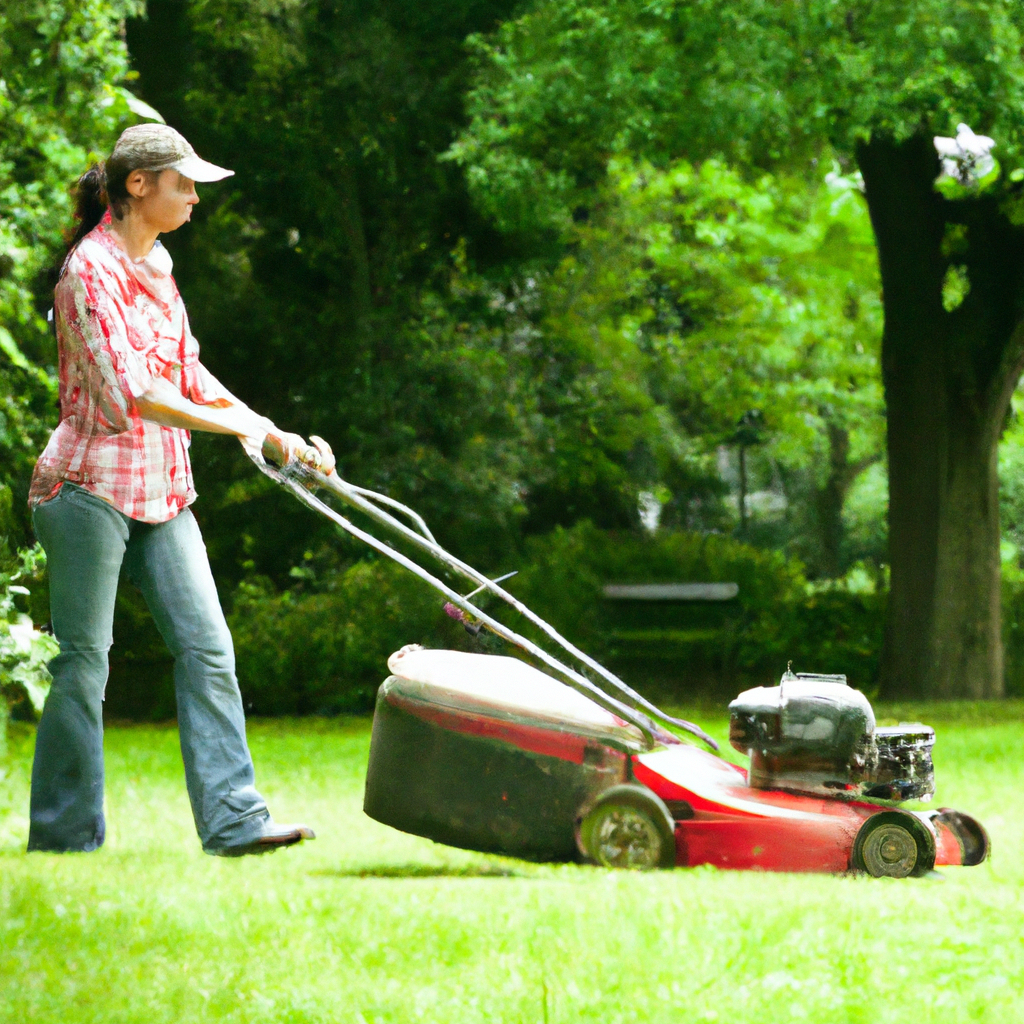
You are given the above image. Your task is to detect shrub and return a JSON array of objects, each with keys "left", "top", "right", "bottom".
[
  {"left": 220, "top": 522, "right": 891, "bottom": 714},
  {"left": 227, "top": 560, "right": 473, "bottom": 715},
  {"left": 92, "top": 519, "right": 1024, "bottom": 719},
  {"left": 1002, "top": 573, "right": 1024, "bottom": 698},
  {"left": 505, "top": 522, "right": 884, "bottom": 696},
  {"left": 0, "top": 544, "right": 58, "bottom": 758},
  {"left": 223, "top": 520, "right": 892, "bottom": 714}
]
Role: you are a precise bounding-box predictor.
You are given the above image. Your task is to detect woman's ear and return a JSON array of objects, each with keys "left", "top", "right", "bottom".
[{"left": 125, "top": 169, "right": 152, "bottom": 200}]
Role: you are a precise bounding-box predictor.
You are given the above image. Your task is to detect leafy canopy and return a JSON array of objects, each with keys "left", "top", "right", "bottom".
[
  {"left": 448, "top": 0, "right": 1024, "bottom": 237},
  {"left": 530, "top": 155, "right": 882, "bottom": 550}
]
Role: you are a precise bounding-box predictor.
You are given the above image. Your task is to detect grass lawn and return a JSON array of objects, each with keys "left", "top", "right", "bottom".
[{"left": 1, "top": 702, "right": 1023, "bottom": 1024}]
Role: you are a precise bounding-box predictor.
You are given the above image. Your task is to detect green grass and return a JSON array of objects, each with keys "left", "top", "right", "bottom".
[{"left": 2, "top": 705, "right": 1023, "bottom": 1024}]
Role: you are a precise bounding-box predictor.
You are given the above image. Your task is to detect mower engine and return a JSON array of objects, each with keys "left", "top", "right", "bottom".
[{"left": 728, "top": 670, "right": 935, "bottom": 801}]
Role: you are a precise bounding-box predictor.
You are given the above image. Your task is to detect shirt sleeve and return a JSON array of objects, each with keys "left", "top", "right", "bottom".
[{"left": 59, "top": 257, "right": 169, "bottom": 402}]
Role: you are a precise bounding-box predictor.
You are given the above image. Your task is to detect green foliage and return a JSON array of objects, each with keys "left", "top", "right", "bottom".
[
  {"left": 169, "top": 519, "right": 888, "bottom": 717},
  {"left": 999, "top": 394, "right": 1024, "bottom": 554},
  {"left": 527, "top": 155, "right": 884, "bottom": 567},
  {"left": 842, "top": 460, "right": 889, "bottom": 563},
  {"left": 603, "top": 159, "right": 881, "bottom": 449},
  {"left": 447, "top": 0, "right": 1024, "bottom": 700},
  {"left": 0, "top": 542, "right": 57, "bottom": 757},
  {"left": 183, "top": 255, "right": 536, "bottom": 579},
  {"left": 0, "top": 1, "right": 152, "bottom": 739},
  {"left": 129, "top": 0, "right": 531, "bottom": 580},
  {"left": 503, "top": 522, "right": 885, "bottom": 692},
  {"left": 0, "top": 0, "right": 146, "bottom": 537},
  {"left": 999, "top": 410, "right": 1024, "bottom": 698},
  {"left": 226, "top": 559, "right": 475, "bottom": 716},
  {"left": 133, "top": 0, "right": 896, "bottom": 590},
  {"left": 450, "top": 0, "right": 1024, "bottom": 237},
  {"left": 1002, "top": 577, "right": 1024, "bottom": 699}
]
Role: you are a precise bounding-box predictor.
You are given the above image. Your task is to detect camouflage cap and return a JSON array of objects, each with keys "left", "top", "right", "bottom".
[{"left": 110, "top": 124, "right": 234, "bottom": 183}]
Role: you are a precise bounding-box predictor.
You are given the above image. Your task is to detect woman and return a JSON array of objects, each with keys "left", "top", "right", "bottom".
[{"left": 27, "top": 123, "right": 330, "bottom": 855}]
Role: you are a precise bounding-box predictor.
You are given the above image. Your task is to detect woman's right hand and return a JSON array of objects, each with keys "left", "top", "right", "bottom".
[
  {"left": 261, "top": 431, "right": 309, "bottom": 467},
  {"left": 261, "top": 430, "right": 334, "bottom": 474},
  {"left": 307, "top": 435, "right": 337, "bottom": 476}
]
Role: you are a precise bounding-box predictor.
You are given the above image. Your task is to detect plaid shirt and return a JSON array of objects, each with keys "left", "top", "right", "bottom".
[{"left": 29, "top": 213, "right": 226, "bottom": 523}]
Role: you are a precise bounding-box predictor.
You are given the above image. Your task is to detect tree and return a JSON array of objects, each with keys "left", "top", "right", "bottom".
[
  {"left": 448, "top": 0, "right": 1024, "bottom": 698},
  {"left": 0, "top": 0, "right": 146, "bottom": 735},
  {"left": 534, "top": 156, "right": 884, "bottom": 571}
]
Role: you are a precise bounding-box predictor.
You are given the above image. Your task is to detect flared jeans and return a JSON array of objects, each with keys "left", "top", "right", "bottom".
[{"left": 28, "top": 484, "right": 270, "bottom": 853}]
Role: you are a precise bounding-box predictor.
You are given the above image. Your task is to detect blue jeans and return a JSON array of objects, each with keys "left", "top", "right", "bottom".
[{"left": 28, "top": 484, "right": 270, "bottom": 853}]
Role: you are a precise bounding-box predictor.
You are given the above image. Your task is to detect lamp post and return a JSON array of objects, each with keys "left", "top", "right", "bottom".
[{"left": 732, "top": 410, "right": 764, "bottom": 534}]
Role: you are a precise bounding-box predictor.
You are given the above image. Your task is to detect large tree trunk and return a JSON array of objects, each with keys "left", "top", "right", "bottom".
[{"left": 858, "top": 136, "right": 1024, "bottom": 699}]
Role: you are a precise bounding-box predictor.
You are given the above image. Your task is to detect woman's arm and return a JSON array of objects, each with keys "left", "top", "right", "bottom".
[
  {"left": 135, "top": 375, "right": 266, "bottom": 437},
  {"left": 135, "top": 376, "right": 333, "bottom": 471}
]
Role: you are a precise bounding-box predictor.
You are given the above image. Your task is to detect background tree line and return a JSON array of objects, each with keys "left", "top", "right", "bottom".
[{"left": 5, "top": 0, "right": 1024, "bottom": 715}]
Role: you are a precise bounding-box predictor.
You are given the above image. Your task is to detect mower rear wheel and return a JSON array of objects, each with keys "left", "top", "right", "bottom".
[{"left": 577, "top": 785, "right": 676, "bottom": 870}]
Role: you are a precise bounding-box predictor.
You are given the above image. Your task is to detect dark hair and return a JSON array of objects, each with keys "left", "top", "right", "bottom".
[
  {"left": 64, "top": 163, "right": 108, "bottom": 260},
  {"left": 61, "top": 157, "right": 159, "bottom": 271}
]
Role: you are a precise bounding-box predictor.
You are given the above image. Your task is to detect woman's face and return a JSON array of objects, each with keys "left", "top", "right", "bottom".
[{"left": 126, "top": 169, "right": 199, "bottom": 234}]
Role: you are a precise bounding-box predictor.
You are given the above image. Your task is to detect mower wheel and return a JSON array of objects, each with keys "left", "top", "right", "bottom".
[
  {"left": 577, "top": 784, "right": 676, "bottom": 870},
  {"left": 852, "top": 812, "right": 935, "bottom": 878}
]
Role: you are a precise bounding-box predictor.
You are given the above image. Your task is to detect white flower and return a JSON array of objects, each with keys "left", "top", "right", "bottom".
[
  {"left": 7, "top": 613, "right": 37, "bottom": 654},
  {"left": 934, "top": 124, "right": 996, "bottom": 186}
]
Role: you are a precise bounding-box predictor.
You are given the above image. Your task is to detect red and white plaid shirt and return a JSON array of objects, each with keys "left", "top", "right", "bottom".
[{"left": 29, "top": 212, "right": 226, "bottom": 523}]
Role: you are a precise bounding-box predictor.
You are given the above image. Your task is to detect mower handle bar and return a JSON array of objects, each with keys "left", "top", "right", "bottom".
[{"left": 248, "top": 448, "right": 718, "bottom": 752}]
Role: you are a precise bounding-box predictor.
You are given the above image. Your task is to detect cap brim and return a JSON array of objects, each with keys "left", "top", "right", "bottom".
[{"left": 170, "top": 154, "right": 234, "bottom": 183}]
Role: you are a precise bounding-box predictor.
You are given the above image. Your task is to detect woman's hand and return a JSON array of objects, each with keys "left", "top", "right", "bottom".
[
  {"left": 260, "top": 431, "right": 309, "bottom": 467},
  {"left": 308, "top": 435, "right": 337, "bottom": 476},
  {"left": 261, "top": 431, "right": 336, "bottom": 475}
]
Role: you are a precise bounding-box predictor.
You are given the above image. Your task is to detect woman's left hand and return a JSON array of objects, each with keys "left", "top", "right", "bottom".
[{"left": 307, "top": 435, "right": 337, "bottom": 476}]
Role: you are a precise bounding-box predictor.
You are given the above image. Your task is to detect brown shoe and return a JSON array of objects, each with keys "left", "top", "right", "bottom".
[{"left": 217, "top": 824, "right": 316, "bottom": 857}]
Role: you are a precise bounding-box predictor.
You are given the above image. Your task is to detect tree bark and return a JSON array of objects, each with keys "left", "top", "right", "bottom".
[
  {"left": 738, "top": 443, "right": 748, "bottom": 533},
  {"left": 814, "top": 422, "right": 876, "bottom": 579},
  {"left": 858, "top": 136, "right": 1024, "bottom": 699}
]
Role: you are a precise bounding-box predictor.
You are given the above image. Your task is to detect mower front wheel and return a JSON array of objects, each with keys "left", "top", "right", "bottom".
[{"left": 577, "top": 784, "right": 676, "bottom": 870}]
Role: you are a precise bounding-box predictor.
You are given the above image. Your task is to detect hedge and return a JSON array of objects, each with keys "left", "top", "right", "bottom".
[{"left": 102, "top": 522, "right": 1024, "bottom": 719}]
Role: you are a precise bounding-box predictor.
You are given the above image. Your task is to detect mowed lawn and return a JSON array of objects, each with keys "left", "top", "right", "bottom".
[{"left": 1, "top": 702, "right": 1023, "bottom": 1024}]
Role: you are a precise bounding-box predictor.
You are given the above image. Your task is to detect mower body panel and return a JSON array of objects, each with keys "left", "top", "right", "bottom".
[{"left": 364, "top": 676, "right": 629, "bottom": 860}]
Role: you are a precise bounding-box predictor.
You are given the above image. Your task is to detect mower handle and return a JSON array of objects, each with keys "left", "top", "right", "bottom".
[{"left": 251, "top": 446, "right": 719, "bottom": 752}]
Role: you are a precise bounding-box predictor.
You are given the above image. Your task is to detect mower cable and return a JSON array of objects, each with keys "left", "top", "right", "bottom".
[{"left": 346, "top": 485, "right": 438, "bottom": 544}]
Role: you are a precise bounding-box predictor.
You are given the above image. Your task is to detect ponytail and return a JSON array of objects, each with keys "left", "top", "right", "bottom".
[{"left": 60, "top": 163, "right": 108, "bottom": 273}]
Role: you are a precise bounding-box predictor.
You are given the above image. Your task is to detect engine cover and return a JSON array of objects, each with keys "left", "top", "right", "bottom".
[{"left": 729, "top": 670, "right": 934, "bottom": 801}]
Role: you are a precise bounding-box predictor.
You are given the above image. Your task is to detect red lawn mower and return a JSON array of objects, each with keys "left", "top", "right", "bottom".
[{"left": 255, "top": 450, "right": 989, "bottom": 877}]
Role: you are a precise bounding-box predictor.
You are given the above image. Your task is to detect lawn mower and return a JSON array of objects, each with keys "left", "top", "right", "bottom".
[{"left": 252, "top": 446, "right": 990, "bottom": 877}]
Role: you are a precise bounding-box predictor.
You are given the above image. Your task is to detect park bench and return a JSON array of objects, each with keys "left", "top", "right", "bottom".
[{"left": 600, "top": 582, "right": 740, "bottom": 661}]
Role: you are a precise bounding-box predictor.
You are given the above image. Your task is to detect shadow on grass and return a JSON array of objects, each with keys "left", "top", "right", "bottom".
[{"left": 314, "top": 862, "right": 532, "bottom": 879}]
